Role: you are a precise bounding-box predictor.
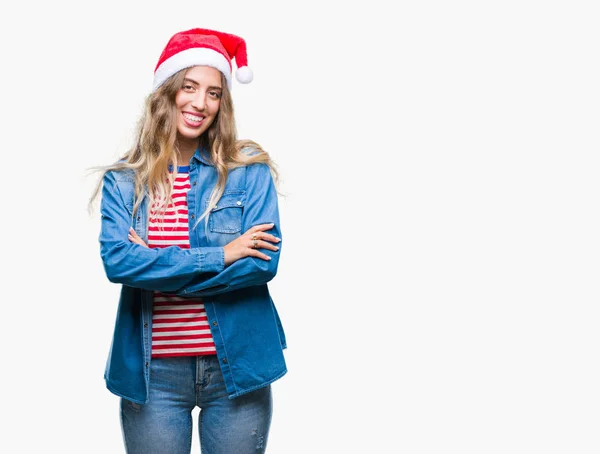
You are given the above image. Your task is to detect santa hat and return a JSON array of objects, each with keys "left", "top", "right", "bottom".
[{"left": 152, "top": 28, "right": 253, "bottom": 91}]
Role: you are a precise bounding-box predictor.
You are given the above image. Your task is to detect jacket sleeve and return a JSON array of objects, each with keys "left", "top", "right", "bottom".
[
  {"left": 99, "top": 170, "right": 225, "bottom": 292},
  {"left": 177, "top": 162, "right": 282, "bottom": 297}
]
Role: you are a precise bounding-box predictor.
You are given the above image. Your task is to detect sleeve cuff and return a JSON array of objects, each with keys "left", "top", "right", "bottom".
[{"left": 197, "top": 247, "right": 225, "bottom": 273}]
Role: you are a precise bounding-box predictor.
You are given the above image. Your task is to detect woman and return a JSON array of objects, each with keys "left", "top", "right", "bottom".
[{"left": 88, "top": 28, "right": 287, "bottom": 454}]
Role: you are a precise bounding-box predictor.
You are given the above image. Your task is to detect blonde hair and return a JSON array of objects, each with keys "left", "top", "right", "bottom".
[{"left": 88, "top": 67, "right": 278, "bottom": 225}]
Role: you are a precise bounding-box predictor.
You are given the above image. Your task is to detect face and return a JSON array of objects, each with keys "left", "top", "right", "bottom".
[{"left": 174, "top": 66, "right": 223, "bottom": 144}]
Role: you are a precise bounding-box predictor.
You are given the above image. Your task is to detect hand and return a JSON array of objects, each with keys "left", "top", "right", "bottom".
[
  {"left": 223, "top": 223, "right": 280, "bottom": 266},
  {"left": 128, "top": 227, "right": 149, "bottom": 248}
]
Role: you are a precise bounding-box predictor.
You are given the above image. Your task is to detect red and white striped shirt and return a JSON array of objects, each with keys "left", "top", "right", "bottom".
[{"left": 148, "top": 166, "right": 216, "bottom": 358}]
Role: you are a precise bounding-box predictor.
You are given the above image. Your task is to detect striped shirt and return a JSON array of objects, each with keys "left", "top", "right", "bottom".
[{"left": 148, "top": 166, "right": 216, "bottom": 357}]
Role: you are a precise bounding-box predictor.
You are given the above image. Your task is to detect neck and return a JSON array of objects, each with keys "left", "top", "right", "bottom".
[{"left": 176, "top": 138, "right": 200, "bottom": 164}]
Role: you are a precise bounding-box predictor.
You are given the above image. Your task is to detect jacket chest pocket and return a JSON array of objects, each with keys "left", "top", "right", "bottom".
[{"left": 206, "top": 191, "right": 246, "bottom": 234}]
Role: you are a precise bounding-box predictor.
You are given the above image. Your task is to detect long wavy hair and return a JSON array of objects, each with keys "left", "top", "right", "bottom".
[{"left": 88, "top": 67, "right": 278, "bottom": 225}]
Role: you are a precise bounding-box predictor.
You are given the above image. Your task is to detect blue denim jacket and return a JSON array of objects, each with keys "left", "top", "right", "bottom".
[{"left": 99, "top": 149, "right": 287, "bottom": 403}]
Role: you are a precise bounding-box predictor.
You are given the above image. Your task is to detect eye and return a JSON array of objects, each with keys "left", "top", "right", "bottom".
[
  {"left": 209, "top": 90, "right": 222, "bottom": 99},
  {"left": 182, "top": 84, "right": 195, "bottom": 92}
]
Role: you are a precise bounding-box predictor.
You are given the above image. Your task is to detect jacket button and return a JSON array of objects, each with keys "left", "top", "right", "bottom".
[
  {"left": 193, "top": 181, "right": 197, "bottom": 186},
  {"left": 143, "top": 323, "right": 148, "bottom": 328},
  {"left": 236, "top": 201, "right": 242, "bottom": 206},
  {"left": 212, "top": 321, "right": 217, "bottom": 326},
  {"left": 191, "top": 214, "right": 195, "bottom": 219},
  {"left": 222, "top": 358, "right": 228, "bottom": 364},
  {"left": 145, "top": 362, "right": 149, "bottom": 368},
  {"left": 137, "top": 216, "right": 141, "bottom": 221}
]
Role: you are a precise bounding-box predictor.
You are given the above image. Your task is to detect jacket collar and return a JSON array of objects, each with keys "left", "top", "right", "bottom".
[{"left": 191, "top": 146, "right": 214, "bottom": 166}]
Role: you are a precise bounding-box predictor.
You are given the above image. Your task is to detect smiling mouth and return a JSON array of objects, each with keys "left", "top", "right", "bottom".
[{"left": 182, "top": 112, "right": 205, "bottom": 127}]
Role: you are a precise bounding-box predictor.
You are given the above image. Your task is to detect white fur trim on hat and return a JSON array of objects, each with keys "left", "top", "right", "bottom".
[{"left": 153, "top": 47, "right": 232, "bottom": 91}]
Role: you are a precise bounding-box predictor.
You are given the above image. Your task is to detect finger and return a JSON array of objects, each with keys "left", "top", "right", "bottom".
[
  {"left": 248, "top": 223, "right": 275, "bottom": 234},
  {"left": 248, "top": 249, "right": 272, "bottom": 261},
  {"left": 250, "top": 233, "right": 281, "bottom": 244},
  {"left": 253, "top": 240, "right": 280, "bottom": 252},
  {"left": 257, "top": 233, "right": 281, "bottom": 243},
  {"left": 128, "top": 234, "right": 143, "bottom": 245},
  {"left": 130, "top": 230, "right": 144, "bottom": 242}
]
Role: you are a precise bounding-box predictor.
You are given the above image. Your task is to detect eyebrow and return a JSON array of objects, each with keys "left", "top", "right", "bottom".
[{"left": 183, "top": 78, "right": 222, "bottom": 90}]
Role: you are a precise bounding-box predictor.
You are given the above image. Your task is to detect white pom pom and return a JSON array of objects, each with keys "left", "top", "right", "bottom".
[{"left": 236, "top": 66, "right": 254, "bottom": 84}]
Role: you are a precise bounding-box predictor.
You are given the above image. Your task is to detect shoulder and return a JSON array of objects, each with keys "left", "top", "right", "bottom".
[
  {"left": 240, "top": 145, "right": 262, "bottom": 158},
  {"left": 228, "top": 161, "right": 271, "bottom": 185},
  {"left": 232, "top": 142, "right": 277, "bottom": 186},
  {"left": 103, "top": 167, "right": 135, "bottom": 183},
  {"left": 227, "top": 160, "right": 272, "bottom": 187},
  {"left": 102, "top": 168, "right": 136, "bottom": 202},
  {"left": 245, "top": 162, "right": 276, "bottom": 196}
]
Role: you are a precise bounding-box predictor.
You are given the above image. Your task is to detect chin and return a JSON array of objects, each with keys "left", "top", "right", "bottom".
[{"left": 177, "top": 126, "right": 203, "bottom": 140}]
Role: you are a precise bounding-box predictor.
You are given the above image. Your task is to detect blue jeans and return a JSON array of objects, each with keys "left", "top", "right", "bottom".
[{"left": 120, "top": 355, "right": 272, "bottom": 453}]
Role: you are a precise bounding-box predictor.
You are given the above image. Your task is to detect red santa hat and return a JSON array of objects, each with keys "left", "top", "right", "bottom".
[{"left": 152, "top": 28, "right": 253, "bottom": 91}]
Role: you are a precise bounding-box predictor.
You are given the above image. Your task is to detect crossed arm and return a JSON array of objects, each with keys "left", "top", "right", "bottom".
[{"left": 99, "top": 164, "right": 282, "bottom": 296}]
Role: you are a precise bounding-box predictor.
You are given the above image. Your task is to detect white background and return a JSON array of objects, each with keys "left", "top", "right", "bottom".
[{"left": 1, "top": 0, "right": 599, "bottom": 453}]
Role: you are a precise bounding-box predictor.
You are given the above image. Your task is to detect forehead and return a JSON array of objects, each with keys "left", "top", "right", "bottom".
[{"left": 184, "top": 66, "right": 222, "bottom": 85}]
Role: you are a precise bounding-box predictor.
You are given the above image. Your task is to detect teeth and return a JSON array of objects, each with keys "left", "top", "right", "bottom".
[{"left": 183, "top": 113, "right": 203, "bottom": 122}]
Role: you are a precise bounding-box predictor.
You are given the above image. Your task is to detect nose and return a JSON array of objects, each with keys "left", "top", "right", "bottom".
[{"left": 191, "top": 92, "right": 207, "bottom": 111}]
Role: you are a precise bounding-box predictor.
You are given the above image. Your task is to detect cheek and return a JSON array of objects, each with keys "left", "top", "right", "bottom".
[
  {"left": 205, "top": 101, "right": 221, "bottom": 123},
  {"left": 203, "top": 116, "right": 217, "bottom": 131},
  {"left": 211, "top": 100, "right": 221, "bottom": 115},
  {"left": 174, "top": 96, "right": 185, "bottom": 110}
]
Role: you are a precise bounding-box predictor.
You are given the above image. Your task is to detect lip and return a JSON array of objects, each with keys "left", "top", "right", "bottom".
[{"left": 182, "top": 112, "right": 205, "bottom": 128}]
